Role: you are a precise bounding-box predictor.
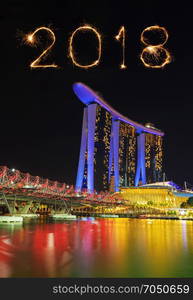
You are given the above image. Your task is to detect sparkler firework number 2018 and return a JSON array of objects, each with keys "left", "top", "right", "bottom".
[{"left": 24, "top": 24, "right": 171, "bottom": 69}]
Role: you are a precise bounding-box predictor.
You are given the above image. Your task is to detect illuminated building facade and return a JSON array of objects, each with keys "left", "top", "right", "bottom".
[{"left": 73, "top": 83, "right": 164, "bottom": 193}]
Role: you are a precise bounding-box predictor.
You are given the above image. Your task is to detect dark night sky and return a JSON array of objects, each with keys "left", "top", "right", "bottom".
[{"left": 0, "top": 1, "right": 193, "bottom": 187}]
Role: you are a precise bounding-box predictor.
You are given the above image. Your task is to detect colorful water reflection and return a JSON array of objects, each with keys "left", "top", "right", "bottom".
[{"left": 0, "top": 218, "right": 193, "bottom": 277}]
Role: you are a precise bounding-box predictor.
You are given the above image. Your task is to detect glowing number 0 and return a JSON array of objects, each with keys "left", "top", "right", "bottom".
[
  {"left": 115, "top": 26, "right": 127, "bottom": 69},
  {"left": 69, "top": 25, "right": 102, "bottom": 69},
  {"left": 140, "top": 25, "right": 171, "bottom": 68},
  {"left": 26, "top": 27, "right": 57, "bottom": 68}
]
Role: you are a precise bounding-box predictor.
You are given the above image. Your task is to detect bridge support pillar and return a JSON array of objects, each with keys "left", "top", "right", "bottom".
[
  {"left": 19, "top": 200, "right": 33, "bottom": 214},
  {"left": 135, "top": 133, "right": 146, "bottom": 186}
]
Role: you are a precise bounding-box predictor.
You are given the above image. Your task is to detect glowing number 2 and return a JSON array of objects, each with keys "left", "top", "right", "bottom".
[
  {"left": 69, "top": 25, "right": 102, "bottom": 69},
  {"left": 27, "top": 27, "right": 57, "bottom": 68}
]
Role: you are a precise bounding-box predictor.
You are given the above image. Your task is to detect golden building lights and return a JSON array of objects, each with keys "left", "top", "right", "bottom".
[
  {"left": 103, "top": 111, "right": 112, "bottom": 189},
  {"left": 145, "top": 134, "right": 151, "bottom": 169},
  {"left": 119, "top": 123, "right": 136, "bottom": 187},
  {"left": 94, "top": 106, "right": 112, "bottom": 190},
  {"left": 145, "top": 133, "right": 163, "bottom": 182},
  {"left": 127, "top": 127, "right": 136, "bottom": 186},
  {"left": 94, "top": 105, "right": 102, "bottom": 168},
  {"left": 155, "top": 136, "right": 163, "bottom": 171}
]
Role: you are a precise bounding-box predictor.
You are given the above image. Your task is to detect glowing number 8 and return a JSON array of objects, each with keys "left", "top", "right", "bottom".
[{"left": 140, "top": 25, "right": 171, "bottom": 68}]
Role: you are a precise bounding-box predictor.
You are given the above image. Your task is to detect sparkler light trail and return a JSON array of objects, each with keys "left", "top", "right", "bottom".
[
  {"left": 25, "top": 27, "right": 58, "bottom": 68},
  {"left": 140, "top": 25, "right": 171, "bottom": 68},
  {"left": 115, "top": 26, "right": 127, "bottom": 69},
  {"left": 140, "top": 25, "right": 169, "bottom": 46},
  {"left": 69, "top": 25, "right": 102, "bottom": 69},
  {"left": 22, "top": 24, "right": 172, "bottom": 70},
  {"left": 140, "top": 46, "right": 171, "bottom": 68}
]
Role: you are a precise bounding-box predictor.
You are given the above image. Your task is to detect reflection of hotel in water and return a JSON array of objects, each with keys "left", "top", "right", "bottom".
[
  {"left": 74, "top": 83, "right": 163, "bottom": 193},
  {"left": 0, "top": 219, "right": 192, "bottom": 277}
]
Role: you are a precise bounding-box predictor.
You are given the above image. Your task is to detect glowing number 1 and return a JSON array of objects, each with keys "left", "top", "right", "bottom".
[{"left": 115, "top": 26, "right": 127, "bottom": 69}]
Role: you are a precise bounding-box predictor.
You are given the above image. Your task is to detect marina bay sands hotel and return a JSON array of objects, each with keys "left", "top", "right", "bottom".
[{"left": 73, "top": 83, "right": 164, "bottom": 193}]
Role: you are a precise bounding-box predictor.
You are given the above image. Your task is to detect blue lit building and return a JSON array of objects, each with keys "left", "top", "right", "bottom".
[{"left": 73, "top": 83, "right": 164, "bottom": 193}]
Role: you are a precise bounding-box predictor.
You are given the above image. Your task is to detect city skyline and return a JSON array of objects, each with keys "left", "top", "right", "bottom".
[{"left": 0, "top": 1, "right": 193, "bottom": 187}]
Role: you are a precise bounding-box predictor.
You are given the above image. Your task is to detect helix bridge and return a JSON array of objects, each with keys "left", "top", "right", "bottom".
[
  {"left": 0, "top": 166, "right": 75, "bottom": 199},
  {"left": 0, "top": 166, "right": 180, "bottom": 218},
  {"left": 0, "top": 166, "right": 78, "bottom": 215},
  {"left": 0, "top": 166, "right": 125, "bottom": 216}
]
